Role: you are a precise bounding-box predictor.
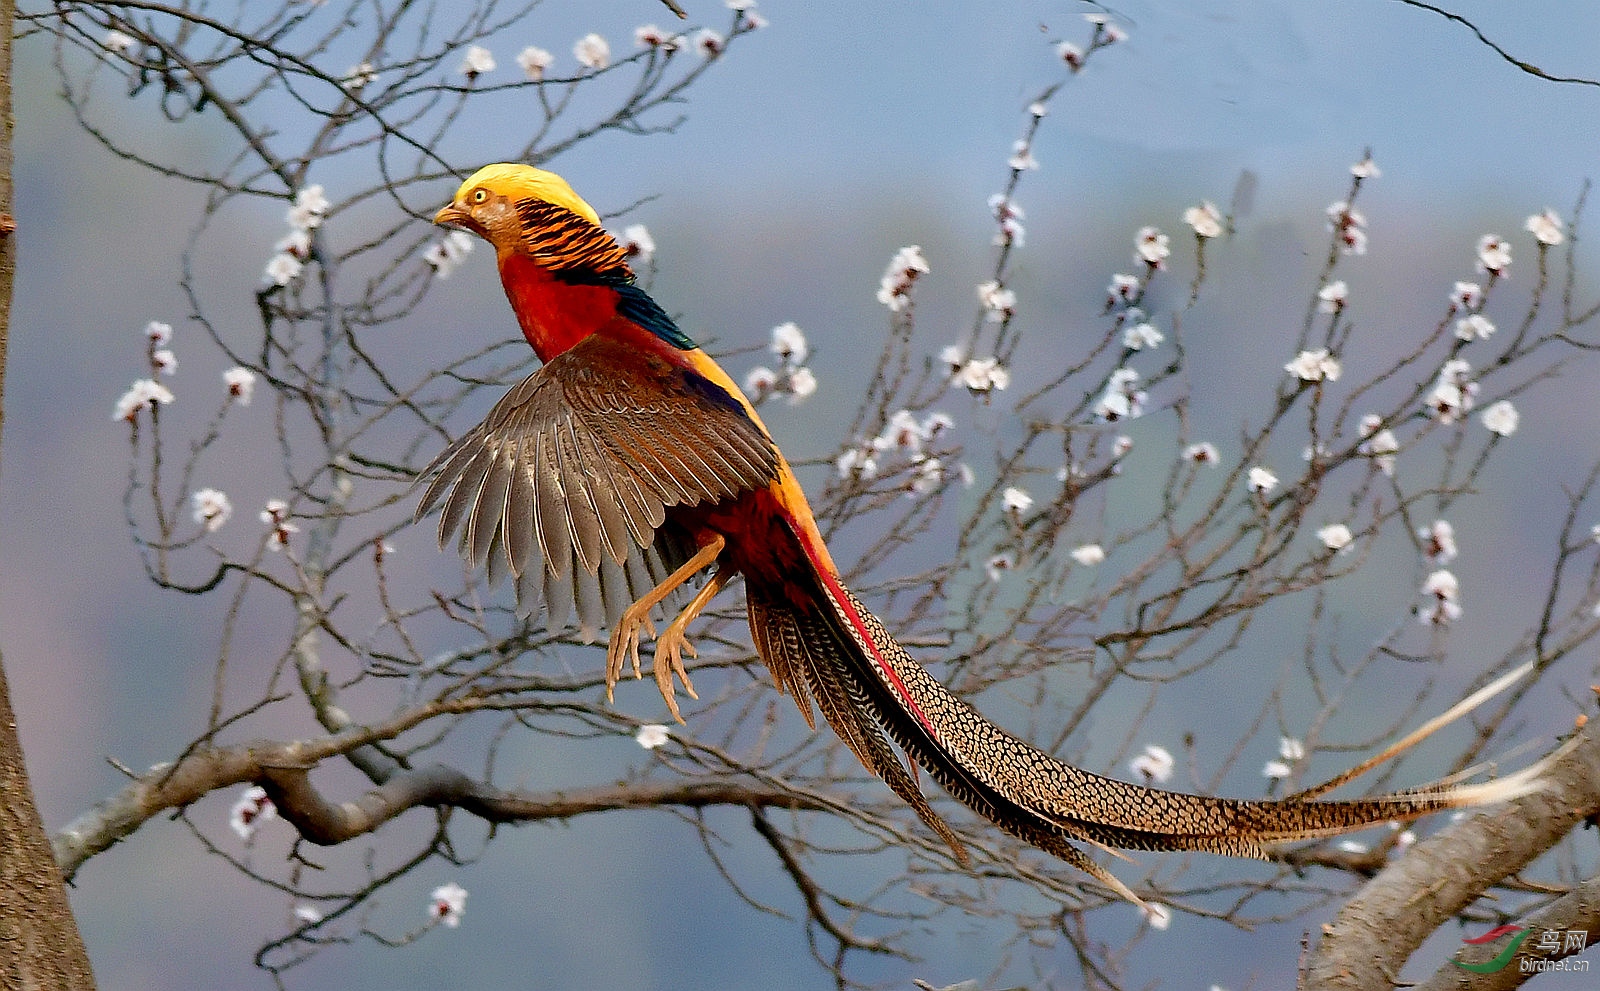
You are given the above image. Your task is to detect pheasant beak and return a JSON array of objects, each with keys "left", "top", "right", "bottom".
[{"left": 434, "top": 202, "right": 470, "bottom": 228}]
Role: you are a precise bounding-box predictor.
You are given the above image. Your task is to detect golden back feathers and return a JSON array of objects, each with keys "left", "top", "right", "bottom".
[{"left": 451, "top": 163, "right": 601, "bottom": 226}]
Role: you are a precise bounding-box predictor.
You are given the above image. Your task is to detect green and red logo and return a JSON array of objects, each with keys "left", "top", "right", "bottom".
[{"left": 1453, "top": 924, "right": 1531, "bottom": 974}]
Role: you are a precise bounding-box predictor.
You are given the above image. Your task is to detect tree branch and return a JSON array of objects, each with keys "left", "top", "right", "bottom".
[
  {"left": 1304, "top": 718, "right": 1600, "bottom": 989},
  {"left": 1413, "top": 871, "right": 1600, "bottom": 991}
]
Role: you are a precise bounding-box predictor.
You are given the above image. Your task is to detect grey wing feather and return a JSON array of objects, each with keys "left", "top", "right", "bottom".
[{"left": 413, "top": 334, "right": 781, "bottom": 635}]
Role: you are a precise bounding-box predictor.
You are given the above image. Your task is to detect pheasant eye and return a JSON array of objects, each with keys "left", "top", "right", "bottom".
[{"left": 470, "top": 188, "right": 489, "bottom": 204}]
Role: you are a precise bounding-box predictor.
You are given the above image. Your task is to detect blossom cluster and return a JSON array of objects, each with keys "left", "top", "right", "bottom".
[
  {"left": 939, "top": 346, "right": 1011, "bottom": 399},
  {"left": 836, "top": 407, "right": 966, "bottom": 499},
  {"left": 1325, "top": 200, "right": 1368, "bottom": 256},
  {"left": 876, "top": 244, "right": 930, "bottom": 312},
  {"left": 462, "top": 5, "right": 766, "bottom": 85},
  {"left": 1093, "top": 368, "right": 1146, "bottom": 422},
  {"left": 264, "top": 185, "right": 329, "bottom": 287},
  {"left": 111, "top": 320, "right": 258, "bottom": 424},
  {"left": 743, "top": 322, "right": 817, "bottom": 405}
]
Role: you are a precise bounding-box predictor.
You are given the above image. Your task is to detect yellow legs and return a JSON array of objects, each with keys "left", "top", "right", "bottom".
[{"left": 606, "top": 533, "right": 729, "bottom": 722}]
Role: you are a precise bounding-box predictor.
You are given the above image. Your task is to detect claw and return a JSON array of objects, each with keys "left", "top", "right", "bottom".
[{"left": 653, "top": 620, "right": 701, "bottom": 723}]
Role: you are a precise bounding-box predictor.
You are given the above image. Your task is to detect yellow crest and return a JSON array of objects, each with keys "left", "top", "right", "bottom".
[{"left": 452, "top": 163, "right": 601, "bottom": 226}]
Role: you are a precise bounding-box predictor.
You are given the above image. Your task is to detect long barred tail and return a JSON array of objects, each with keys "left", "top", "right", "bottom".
[{"left": 745, "top": 574, "right": 1550, "bottom": 902}]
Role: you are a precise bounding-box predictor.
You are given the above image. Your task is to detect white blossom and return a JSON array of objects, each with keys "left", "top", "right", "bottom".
[
  {"left": 1476, "top": 235, "right": 1512, "bottom": 275},
  {"left": 957, "top": 357, "right": 1010, "bottom": 396},
  {"left": 223, "top": 367, "right": 257, "bottom": 405},
  {"left": 1418, "top": 519, "right": 1456, "bottom": 565},
  {"left": 1135, "top": 226, "right": 1170, "bottom": 268},
  {"left": 1450, "top": 281, "right": 1484, "bottom": 311},
  {"left": 1285, "top": 348, "right": 1342, "bottom": 382},
  {"left": 988, "top": 193, "right": 1026, "bottom": 246},
  {"left": 342, "top": 62, "right": 377, "bottom": 91},
  {"left": 275, "top": 228, "right": 311, "bottom": 259},
  {"left": 1107, "top": 273, "right": 1140, "bottom": 304},
  {"left": 1279, "top": 737, "right": 1306, "bottom": 761},
  {"left": 1183, "top": 441, "right": 1219, "bottom": 464},
  {"left": 265, "top": 252, "right": 304, "bottom": 286},
  {"left": 1007, "top": 140, "right": 1039, "bottom": 172},
  {"left": 458, "top": 44, "right": 495, "bottom": 79},
  {"left": 1002, "top": 486, "right": 1034, "bottom": 516},
  {"left": 1070, "top": 543, "right": 1106, "bottom": 566},
  {"left": 743, "top": 365, "right": 778, "bottom": 397},
  {"left": 635, "top": 24, "right": 671, "bottom": 48},
  {"left": 102, "top": 29, "right": 136, "bottom": 54},
  {"left": 145, "top": 320, "right": 173, "bottom": 346},
  {"left": 976, "top": 280, "right": 1016, "bottom": 319},
  {"left": 151, "top": 349, "right": 177, "bottom": 376},
  {"left": 909, "top": 458, "right": 945, "bottom": 496},
  {"left": 424, "top": 230, "right": 475, "bottom": 278},
  {"left": 1317, "top": 280, "right": 1348, "bottom": 313},
  {"left": 260, "top": 499, "right": 298, "bottom": 551},
  {"left": 1350, "top": 156, "right": 1381, "bottom": 179},
  {"left": 517, "top": 46, "right": 554, "bottom": 80},
  {"left": 692, "top": 28, "right": 725, "bottom": 58},
  {"left": 1056, "top": 41, "right": 1084, "bottom": 71},
  {"left": 876, "top": 245, "right": 929, "bottom": 311},
  {"left": 293, "top": 904, "right": 323, "bottom": 925},
  {"left": 1094, "top": 368, "right": 1145, "bottom": 422},
  {"left": 1419, "top": 568, "right": 1462, "bottom": 624},
  {"left": 1142, "top": 903, "right": 1172, "bottom": 930},
  {"left": 1130, "top": 744, "right": 1174, "bottom": 783},
  {"left": 1317, "top": 523, "right": 1353, "bottom": 552},
  {"left": 1525, "top": 209, "right": 1565, "bottom": 247},
  {"left": 1480, "top": 399, "right": 1518, "bottom": 436},
  {"left": 770, "top": 322, "right": 808, "bottom": 364},
  {"left": 878, "top": 410, "right": 925, "bottom": 456},
  {"left": 292, "top": 184, "right": 329, "bottom": 220},
  {"left": 429, "top": 882, "right": 468, "bottom": 928},
  {"left": 191, "top": 488, "right": 233, "bottom": 531},
  {"left": 1123, "top": 321, "right": 1163, "bottom": 351},
  {"left": 836, "top": 446, "right": 878, "bottom": 480},
  {"left": 938, "top": 344, "right": 965, "bottom": 373},
  {"left": 1454, "top": 313, "right": 1495, "bottom": 341},
  {"left": 1326, "top": 201, "right": 1368, "bottom": 256},
  {"left": 635, "top": 723, "right": 670, "bottom": 749},
  {"left": 619, "top": 224, "right": 655, "bottom": 263},
  {"left": 1337, "top": 840, "right": 1369, "bottom": 854},
  {"left": 229, "top": 785, "right": 276, "bottom": 841},
  {"left": 1183, "top": 201, "right": 1224, "bottom": 239},
  {"left": 984, "top": 551, "right": 1015, "bottom": 582},
  {"left": 1426, "top": 359, "right": 1478, "bottom": 424},
  {"left": 786, "top": 367, "right": 817, "bottom": 404},
  {"left": 1263, "top": 759, "right": 1292, "bottom": 780},
  {"left": 1247, "top": 466, "right": 1278, "bottom": 495},
  {"left": 922, "top": 411, "right": 954, "bottom": 440},
  {"left": 113, "top": 378, "right": 173, "bottom": 422},
  {"left": 573, "top": 33, "right": 611, "bottom": 70}
]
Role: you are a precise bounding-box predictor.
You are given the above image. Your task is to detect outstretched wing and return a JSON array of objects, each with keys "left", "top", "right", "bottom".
[{"left": 415, "top": 332, "right": 780, "bottom": 636}]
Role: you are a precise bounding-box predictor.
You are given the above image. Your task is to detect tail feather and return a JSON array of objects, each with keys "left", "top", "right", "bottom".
[{"left": 747, "top": 569, "right": 1548, "bottom": 901}]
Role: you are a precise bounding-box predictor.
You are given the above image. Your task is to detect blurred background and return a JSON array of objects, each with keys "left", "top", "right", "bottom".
[{"left": 6, "top": 1, "right": 1600, "bottom": 988}]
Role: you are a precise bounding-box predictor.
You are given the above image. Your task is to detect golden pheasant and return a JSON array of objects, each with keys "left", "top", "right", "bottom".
[{"left": 415, "top": 163, "right": 1544, "bottom": 901}]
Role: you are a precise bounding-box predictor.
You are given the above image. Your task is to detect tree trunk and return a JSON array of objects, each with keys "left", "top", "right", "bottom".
[{"left": 0, "top": 0, "right": 98, "bottom": 984}]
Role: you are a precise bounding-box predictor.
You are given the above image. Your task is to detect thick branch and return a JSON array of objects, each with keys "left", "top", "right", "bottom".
[
  {"left": 52, "top": 709, "right": 824, "bottom": 878},
  {"left": 1413, "top": 871, "right": 1600, "bottom": 991},
  {"left": 259, "top": 762, "right": 821, "bottom": 846},
  {"left": 1304, "top": 719, "right": 1600, "bottom": 989}
]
